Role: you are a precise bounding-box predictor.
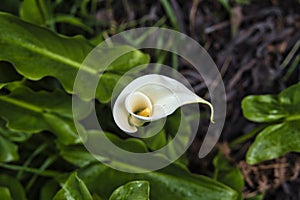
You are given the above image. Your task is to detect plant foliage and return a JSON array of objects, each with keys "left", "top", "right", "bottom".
[
  {"left": 242, "top": 83, "right": 300, "bottom": 164},
  {"left": 0, "top": 6, "right": 240, "bottom": 200}
]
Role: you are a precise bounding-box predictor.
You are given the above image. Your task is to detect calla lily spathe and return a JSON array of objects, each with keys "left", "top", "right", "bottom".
[{"left": 113, "top": 74, "right": 214, "bottom": 133}]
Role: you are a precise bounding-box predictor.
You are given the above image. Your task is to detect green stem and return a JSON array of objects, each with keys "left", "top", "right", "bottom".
[
  {"left": 281, "top": 40, "right": 300, "bottom": 69},
  {"left": 283, "top": 54, "right": 300, "bottom": 82},
  {"left": 285, "top": 114, "right": 300, "bottom": 121},
  {"left": 17, "top": 143, "right": 48, "bottom": 179},
  {"left": 229, "top": 124, "right": 267, "bottom": 147},
  {"left": 26, "top": 155, "right": 58, "bottom": 191},
  {"left": 160, "top": 0, "right": 179, "bottom": 30},
  {"left": 0, "top": 163, "right": 62, "bottom": 178}
]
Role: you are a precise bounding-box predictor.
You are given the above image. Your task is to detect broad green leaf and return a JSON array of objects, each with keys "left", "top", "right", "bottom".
[
  {"left": 109, "top": 181, "right": 150, "bottom": 200},
  {"left": 102, "top": 47, "right": 150, "bottom": 73},
  {"left": 242, "top": 83, "right": 300, "bottom": 164},
  {"left": 0, "top": 118, "right": 31, "bottom": 142},
  {"left": 143, "top": 129, "right": 167, "bottom": 150},
  {"left": 0, "top": 186, "right": 12, "bottom": 200},
  {"left": 40, "top": 180, "right": 60, "bottom": 200},
  {"left": 78, "top": 48, "right": 150, "bottom": 103},
  {"left": 0, "top": 174, "right": 26, "bottom": 200},
  {"left": 213, "top": 153, "right": 244, "bottom": 200},
  {"left": 279, "top": 82, "right": 300, "bottom": 116},
  {"left": 58, "top": 130, "right": 149, "bottom": 168},
  {"left": 79, "top": 163, "right": 238, "bottom": 200},
  {"left": 43, "top": 113, "right": 83, "bottom": 144},
  {"left": 87, "top": 131, "right": 148, "bottom": 153},
  {"left": 57, "top": 143, "right": 97, "bottom": 168},
  {"left": 163, "top": 109, "right": 191, "bottom": 166},
  {"left": 58, "top": 131, "right": 148, "bottom": 168},
  {"left": 242, "top": 95, "right": 285, "bottom": 122},
  {"left": 0, "top": 135, "right": 19, "bottom": 162},
  {"left": 0, "top": 86, "right": 82, "bottom": 145},
  {"left": 246, "top": 120, "right": 300, "bottom": 164},
  {"left": 54, "top": 172, "right": 93, "bottom": 200},
  {"left": 0, "top": 12, "right": 150, "bottom": 103},
  {"left": 20, "top": 0, "right": 51, "bottom": 26},
  {"left": 0, "top": 12, "right": 91, "bottom": 93},
  {"left": 242, "top": 83, "right": 300, "bottom": 122}
]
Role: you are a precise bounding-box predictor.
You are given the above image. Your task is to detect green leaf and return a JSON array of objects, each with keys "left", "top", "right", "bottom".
[
  {"left": 163, "top": 109, "right": 191, "bottom": 166},
  {"left": 53, "top": 15, "right": 94, "bottom": 34},
  {"left": 0, "top": 174, "right": 26, "bottom": 200},
  {"left": 80, "top": 130, "right": 150, "bottom": 171},
  {"left": 109, "top": 181, "right": 150, "bottom": 200},
  {"left": 242, "top": 83, "right": 300, "bottom": 122},
  {"left": 57, "top": 143, "right": 97, "bottom": 168},
  {"left": 79, "top": 163, "right": 238, "bottom": 200},
  {"left": 0, "top": 118, "right": 31, "bottom": 142},
  {"left": 242, "top": 95, "right": 287, "bottom": 122},
  {"left": 0, "top": 12, "right": 149, "bottom": 103},
  {"left": 0, "top": 186, "right": 12, "bottom": 200},
  {"left": 0, "top": 12, "right": 92, "bottom": 91},
  {"left": 20, "top": 0, "right": 51, "bottom": 26},
  {"left": 82, "top": 48, "right": 150, "bottom": 103},
  {"left": 242, "top": 83, "right": 300, "bottom": 164},
  {"left": 87, "top": 130, "right": 148, "bottom": 153},
  {"left": 0, "top": 134, "right": 19, "bottom": 162},
  {"left": 58, "top": 131, "right": 148, "bottom": 168},
  {"left": 54, "top": 172, "right": 93, "bottom": 200},
  {"left": 143, "top": 129, "right": 167, "bottom": 150},
  {"left": 0, "top": 86, "right": 82, "bottom": 145},
  {"left": 213, "top": 153, "right": 244, "bottom": 200},
  {"left": 40, "top": 180, "right": 60, "bottom": 200},
  {"left": 246, "top": 120, "right": 300, "bottom": 164}
]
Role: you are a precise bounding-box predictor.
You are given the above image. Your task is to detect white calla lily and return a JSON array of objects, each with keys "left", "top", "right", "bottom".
[{"left": 113, "top": 74, "right": 214, "bottom": 133}]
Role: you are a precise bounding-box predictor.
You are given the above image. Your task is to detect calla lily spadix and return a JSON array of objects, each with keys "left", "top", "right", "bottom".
[{"left": 113, "top": 74, "right": 214, "bottom": 133}]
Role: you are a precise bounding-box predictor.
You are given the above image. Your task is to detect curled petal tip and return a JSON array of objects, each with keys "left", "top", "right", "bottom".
[{"left": 201, "top": 98, "right": 214, "bottom": 123}]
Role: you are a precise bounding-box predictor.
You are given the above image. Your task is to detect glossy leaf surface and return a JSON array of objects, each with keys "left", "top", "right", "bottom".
[
  {"left": 78, "top": 163, "right": 238, "bottom": 200},
  {"left": 108, "top": 180, "right": 150, "bottom": 200},
  {"left": 246, "top": 120, "right": 300, "bottom": 164},
  {"left": 0, "top": 135, "right": 19, "bottom": 162},
  {"left": 54, "top": 172, "right": 93, "bottom": 200},
  {"left": 0, "top": 86, "right": 80, "bottom": 144},
  {"left": 242, "top": 83, "right": 300, "bottom": 164},
  {"left": 0, "top": 174, "right": 26, "bottom": 200},
  {"left": 213, "top": 153, "right": 244, "bottom": 200},
  {"left": 0, "top": 12, "right": 149, "bottom": 103},
  {"left": 242, "top": 83, "right": 300, "bottom": 123}
]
